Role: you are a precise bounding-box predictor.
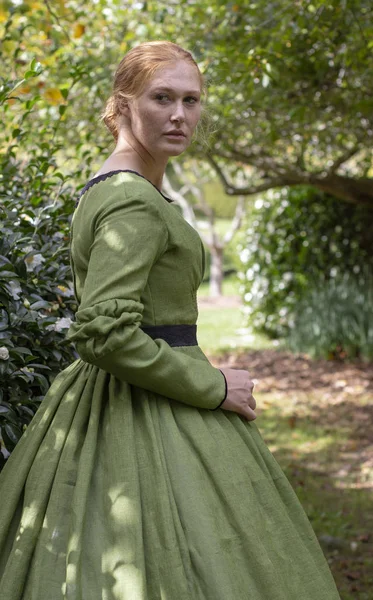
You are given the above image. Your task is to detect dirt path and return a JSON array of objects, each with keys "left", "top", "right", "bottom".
[{"left": 215, "top": 347, "right": 373, "bottom": 401}]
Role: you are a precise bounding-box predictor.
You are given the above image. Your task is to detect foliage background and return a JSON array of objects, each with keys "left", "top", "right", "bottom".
[{"left": 239, "top": 186, "right": 373, "bottom": 350}]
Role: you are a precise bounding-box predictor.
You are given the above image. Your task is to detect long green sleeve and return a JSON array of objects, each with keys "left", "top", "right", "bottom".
[{"left": 67, "top": 179, "right": 226, "bottom": 409}]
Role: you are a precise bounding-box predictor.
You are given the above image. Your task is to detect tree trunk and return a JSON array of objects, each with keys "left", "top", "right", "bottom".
[{"left": 209, "top": 246, "right": 224, "bottom": 297}]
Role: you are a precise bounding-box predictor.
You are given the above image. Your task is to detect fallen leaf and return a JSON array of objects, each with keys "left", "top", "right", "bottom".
[{"left": 346, "top": 571, "right": 361, "bottom": 581}]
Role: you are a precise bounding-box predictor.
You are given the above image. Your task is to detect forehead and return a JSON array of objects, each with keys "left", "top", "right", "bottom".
[{"left": 146, "top": 61, "right": 201, "bottom": 94}]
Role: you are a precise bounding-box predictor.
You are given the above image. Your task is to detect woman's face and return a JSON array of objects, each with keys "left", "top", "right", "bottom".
[{"left": 126, "top": 60, "right": 202, "bottom": 159}]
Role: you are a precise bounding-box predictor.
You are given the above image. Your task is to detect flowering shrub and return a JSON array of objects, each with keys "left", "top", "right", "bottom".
[
  {"left": 0, "top": 162, "right": 78, "bottom": 467},
  {"left": 0, "top": 57, "right": 98, "bottom": 466},
  {"left": 0, "top": 46, "right": 117, "bottom": 464}
]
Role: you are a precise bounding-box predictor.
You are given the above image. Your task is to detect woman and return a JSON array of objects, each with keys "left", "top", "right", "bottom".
[{"left": 0, "top": 41, "right": 340, "bottom": 599}]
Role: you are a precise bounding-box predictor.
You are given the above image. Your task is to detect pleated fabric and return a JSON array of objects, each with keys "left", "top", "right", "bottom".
[
  {"left": 0, "top": 355, "right": 341, "bottom": 599},
  {"left": 0, "top": 171, "right": 341, "bottom": 599}
]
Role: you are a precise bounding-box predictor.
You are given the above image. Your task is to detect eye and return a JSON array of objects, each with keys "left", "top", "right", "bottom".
[
  {"left": 184, "top": 96, "right": 199, "bottom": 104},
  {"left": 155, "top": 93, "right": 170, "bottom": 102}
]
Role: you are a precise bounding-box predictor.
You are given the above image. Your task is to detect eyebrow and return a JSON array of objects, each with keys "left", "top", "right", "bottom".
[{"left": 150, "top": 86, "right": 201, "bottom": 96}]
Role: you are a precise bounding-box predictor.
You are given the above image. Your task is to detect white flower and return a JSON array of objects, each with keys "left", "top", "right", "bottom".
[
  {"left": 6, "top": 280, "right": 22, "bottom": 300},
  {"left": 46, "top": 317, "right": 72, "bottom": 332},
  {"left": 1, "top": 446, "right": 10, "bottom": 459},
  {"left": 25, "top": 253, "right": 45, "bottom": 272},
  {"left": 56, "top": 284, "right": 74, "bottom": 298},
  {"left": 0, "top": 347, "right": 9, "bottom": 360},
  {"left": 20, "top": 213, "right": 37, "bottom": 225}
]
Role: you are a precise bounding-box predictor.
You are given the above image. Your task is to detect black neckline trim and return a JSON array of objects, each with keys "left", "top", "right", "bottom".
[{"left": 76, "top": 169, "right": 174, "bottom": 204}]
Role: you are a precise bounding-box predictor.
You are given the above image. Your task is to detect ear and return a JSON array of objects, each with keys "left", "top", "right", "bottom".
[{"left": 117, "top": 95, "right": 131, "bottom": 117}]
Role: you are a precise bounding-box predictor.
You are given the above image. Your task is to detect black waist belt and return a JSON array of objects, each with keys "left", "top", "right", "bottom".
[{"left": 140, "top": 324, "right": 198, "bottom": 347}]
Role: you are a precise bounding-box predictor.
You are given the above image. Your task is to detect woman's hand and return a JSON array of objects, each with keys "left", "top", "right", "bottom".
[{"left": 219, "top": 367, "right": 257, "bottom": 421}]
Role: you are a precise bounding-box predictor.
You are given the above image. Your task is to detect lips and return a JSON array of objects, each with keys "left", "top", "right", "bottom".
[{"left": 164, "top": 131, "right": 186, "bottom": 137}]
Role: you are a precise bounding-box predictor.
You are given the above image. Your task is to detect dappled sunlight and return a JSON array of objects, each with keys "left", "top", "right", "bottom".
[
  {"left": 102, "top": 226, "right": 128, "bottom": 252},
  {"left": 53, "top": 426, "right": 70, "bottom": 449},
  {"left": 17, "top": 501, "right": 40, "bottom": 534},
  {"left": 111, "top": 563, "right": 143, "bottom": 599},
  {"left": 45, "top": 524, "right": 63, "bottom": 553},
  {"left": 65, "top": 532, "right": 80, "bottom": 596},
  {"left": 99, "top": 485, "right": 143, "bottom": 597},
  {"left": 266, "top": 431, "right": 337, "bottom": 457},
  {"left": 108, "top": 485, "right": 137, "bottom": 529}
]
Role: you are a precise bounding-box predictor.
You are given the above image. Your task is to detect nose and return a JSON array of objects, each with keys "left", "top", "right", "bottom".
[{"left": 170, "top": 100, "right": 186, "bottom": 124}]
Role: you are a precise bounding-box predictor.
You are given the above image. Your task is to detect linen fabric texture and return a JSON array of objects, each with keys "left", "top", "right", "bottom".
[{"left": 0, "top": 171, "right": 341, "bottom": 599}]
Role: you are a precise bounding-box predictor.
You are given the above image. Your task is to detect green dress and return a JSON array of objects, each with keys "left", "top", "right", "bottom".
[{"left": 0, "top": 170, "right": 340, "bottom": 600}]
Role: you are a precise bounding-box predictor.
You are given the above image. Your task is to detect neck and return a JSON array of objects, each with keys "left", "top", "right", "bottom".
[{"left": 112, "top": 132, "right": 168, "bottom": 191}]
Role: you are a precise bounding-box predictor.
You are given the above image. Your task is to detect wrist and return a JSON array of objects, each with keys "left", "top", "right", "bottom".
[{"left": 210, "top": 369, "right": 227, "bottom": 410}]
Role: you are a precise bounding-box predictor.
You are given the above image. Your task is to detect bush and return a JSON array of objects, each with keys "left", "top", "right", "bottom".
[
  {"left": 286, "top": 269, "right": 373, "bottom": 361},
  {"left": 239, "top": 186, "right": 373, "bottom": 339},
  {"left": 0, "top": 171, "right": 77, "bottom": 467},
  {"left": 0, "top": 60, "right": 81, "bottom": 466}
]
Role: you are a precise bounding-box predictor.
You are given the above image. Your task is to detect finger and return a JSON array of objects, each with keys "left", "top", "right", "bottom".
[
  {"left": 248, "top": 394, "right": 256, "bottom": 410},
  {"left": 243, "top": 407, "right": 256, "bottom": 421},
  {"left": 247, "top": 379, "right": 254, "bottom": 392}
]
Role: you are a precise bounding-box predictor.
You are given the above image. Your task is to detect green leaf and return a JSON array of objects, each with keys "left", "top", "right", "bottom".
[
  {"left": 53, "top": 172, "right": 65, "bottom": 180},
  {"left": 12, "top": 347, "right": 33, "bottom": 355},
  {"left": 0, "top": 404, "right": 18, "bottom": 424},
  {"left": 18, "top": 405, "right": 35, "bottom": 419},
  {"left": 2, "top": 423, "right": 23, "bottom": 451},
  {"left": 29, "top": 300, "right": 51, "bottom": 310},
  {"left": 32, "top": 372, "right": 49, "bottom": 394},
  {"left": 30, "top": 59, "right": 42, "bottom": 74}
]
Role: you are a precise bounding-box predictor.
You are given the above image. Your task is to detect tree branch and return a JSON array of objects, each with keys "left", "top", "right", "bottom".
[
  {"left": 218, "top": 145, "right": 308, "bottom": 178},
  {"left": 223, "top": 196, "right": 246, "bottom": 245},
  {"left": 215, "top": 144, "right": 284, "bottom": 174},
  {"left": 44, "top": 0, "right": 72, "bottom": 41},
  {"left": 328, "top": 145, "right": 361, "bottom": 174},
  {"left": 207, "top": 154, "right": 294, "bottom": 195},
  {"left": 162, "top": 174, "right": 198, "bottom": 229}
]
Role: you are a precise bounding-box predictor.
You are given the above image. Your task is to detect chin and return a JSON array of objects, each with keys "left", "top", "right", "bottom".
[
  {"left": 164, "top": 140, "right": 190, "bottom": 157},
  {"left": 167, "top": 148, "right": 186, "bottom": 157}
]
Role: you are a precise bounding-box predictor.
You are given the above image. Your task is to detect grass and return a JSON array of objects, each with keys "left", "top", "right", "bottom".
[
  {"left": 197, "top": 275, "right": 277, "bottom": 354},
  {"left": 197, "top": 304, "right": 274, "bottom": 354},
  {"left": 198, "top": 273, "right": 241, "bottom": 297}
]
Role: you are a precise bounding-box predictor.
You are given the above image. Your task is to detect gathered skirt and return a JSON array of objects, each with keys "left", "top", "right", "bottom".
[{"left": 0, "top": 355, "right": 341, "bottom": 599}]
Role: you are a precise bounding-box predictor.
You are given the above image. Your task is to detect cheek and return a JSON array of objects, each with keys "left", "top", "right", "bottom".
[
  {"left": 133, "top": 112, "right": 156, "bottom": 141},
  {"left": 141, "top": 109, "right": 162, "bottom": 133},
  {"left": 191, "top": 109, "right": 202, "bottom": 130}
]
